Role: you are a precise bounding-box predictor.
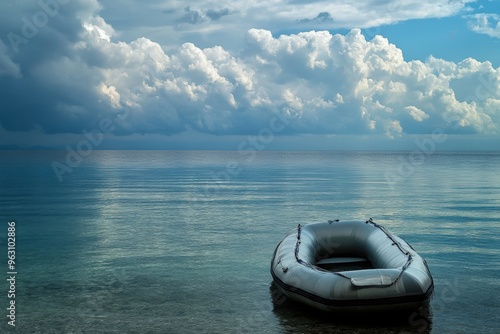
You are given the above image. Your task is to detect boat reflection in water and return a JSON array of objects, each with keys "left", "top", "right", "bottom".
[{"left": 270, "top": 281, "right": 433, "bottom": 334}]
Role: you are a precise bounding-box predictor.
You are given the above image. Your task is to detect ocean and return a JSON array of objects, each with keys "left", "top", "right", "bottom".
[{"left": 0, "top": 150, "right": 499, "bottom": 333}]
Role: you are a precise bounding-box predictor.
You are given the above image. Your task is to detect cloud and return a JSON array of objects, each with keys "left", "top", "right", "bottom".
[
  {"left": 299, "top": 12, "right": 334, "bottom": 24},
  {"left": 0, "top": 40, "right": 21, "bottom": 78},
  {"left": 175, "top": 6, "right": 231, "bottom": 26},
  {"left": 205, "top": 8, "right": 230, "bottom": 21},
  {"left": 95, "top": 0, "right": 474, "bottom": 51},
  {"left": 176, "top": 6, "right": 206, "bottom": 25},
  {"left": 0, "top": 0, "right": 109, "bottom": 132},
  {"left": 1, "top": 0, "right": 499, "bottom": 139},
  {"left": 466, "top": 13, "right": 500, "bottom": 38},
  {"left": 404, "top": 106, "right": 430, "bottom": 122}
]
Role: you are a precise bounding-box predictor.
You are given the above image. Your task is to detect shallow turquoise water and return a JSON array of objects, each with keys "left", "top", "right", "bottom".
[{"left": 0, "top": 150, "right": 499, "bottom": 333}]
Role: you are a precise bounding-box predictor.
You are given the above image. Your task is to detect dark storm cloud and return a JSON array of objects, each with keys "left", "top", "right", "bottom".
[
  {"left": 205, "top": 8, "right": 230, "bottom": 21},
  {"left": 176, "top": 6, "right": 206, "bottom": 25},
  {"left": 0, "top": 0, "right": 111, "bottom": 133},
  {"left": 175, "top": 6, "right": 231, "bottom": 25},
  {"left": 299, "top": 12, "right": 334, "bottom": 24}
]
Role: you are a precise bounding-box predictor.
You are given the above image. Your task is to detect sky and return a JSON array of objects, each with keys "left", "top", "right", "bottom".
[{"left": 0, "top": 0, "right": 500, "bottom": 150}]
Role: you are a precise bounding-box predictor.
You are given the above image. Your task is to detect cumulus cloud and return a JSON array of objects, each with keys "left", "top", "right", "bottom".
[
  {"left": 1, "top": 0, "right": 500, "bottom": 139},
  {"left": 404, "top": 106, "right": 429, "bottom": 122}
]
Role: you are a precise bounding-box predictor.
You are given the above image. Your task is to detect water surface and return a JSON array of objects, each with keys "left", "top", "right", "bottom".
[{"left": 0, "top": 150, "right": 498, "bottom": 333}]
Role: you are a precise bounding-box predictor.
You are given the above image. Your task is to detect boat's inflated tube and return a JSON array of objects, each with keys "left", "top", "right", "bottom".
[{"left": 270, "top": 219, "right": 434, "bottom": 312}]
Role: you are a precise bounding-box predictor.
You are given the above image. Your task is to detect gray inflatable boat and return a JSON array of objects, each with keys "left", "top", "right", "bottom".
[{"left": 270, "top": 219, "right": 434, "bottom": 312}]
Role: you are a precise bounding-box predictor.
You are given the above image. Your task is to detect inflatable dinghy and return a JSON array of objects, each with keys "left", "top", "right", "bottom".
[{"left": 270, "top": 219, "right": 434, "bottom": 312}]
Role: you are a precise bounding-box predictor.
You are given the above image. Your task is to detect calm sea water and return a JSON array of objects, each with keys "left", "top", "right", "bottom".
[{"left": 0, "top": 150, "right": 499, "bottom": 333}]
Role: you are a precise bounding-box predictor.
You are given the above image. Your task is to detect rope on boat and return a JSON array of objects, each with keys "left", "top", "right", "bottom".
[
  {"left": 365, "top": 218, "right": 411, "bottom": 256},
  {"left": 294, "top": 224, "right": 304, "bottom": 265},
  {"left": 293, "top": 219, "right": 414, "bottom": 286}
]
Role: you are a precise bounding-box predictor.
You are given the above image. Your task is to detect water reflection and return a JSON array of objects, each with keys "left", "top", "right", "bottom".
[{"left": 270, "top": 282, "right": 433, "bottom": 333}]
